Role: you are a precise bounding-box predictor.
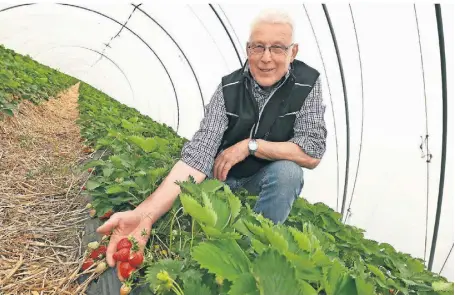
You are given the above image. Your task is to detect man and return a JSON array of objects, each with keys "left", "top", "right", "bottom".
[{"left": 97, "top": 9, "right": 327, "bottom": 280}]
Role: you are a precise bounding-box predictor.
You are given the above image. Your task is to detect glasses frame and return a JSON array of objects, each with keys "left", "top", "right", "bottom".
[{"left": 247, "top": 43, "right": 295, "bottom": 56}]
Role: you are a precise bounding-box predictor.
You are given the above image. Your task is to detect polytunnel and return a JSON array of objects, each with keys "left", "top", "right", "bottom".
[{"left": 0, "top": 1, "right": 453, "bottom": 295}]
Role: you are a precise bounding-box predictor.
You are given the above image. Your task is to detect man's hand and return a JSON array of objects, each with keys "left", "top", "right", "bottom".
[
  {"left": 96, "top": 210, "right": 152, "bottom": 281},
  {"left": 214, "top": 139, "right": 249, "bottom": 181}
]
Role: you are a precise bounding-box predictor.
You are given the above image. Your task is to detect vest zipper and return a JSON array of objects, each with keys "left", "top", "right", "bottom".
[
  {"left": 246, "top": 77, "right": 259, "bottom": 139},
  {"left": 252, "top": 76, "right": 289, "bottom": 137}
]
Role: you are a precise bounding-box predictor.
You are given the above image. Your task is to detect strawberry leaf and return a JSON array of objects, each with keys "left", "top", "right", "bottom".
[
  {"left": 227, "top": 194, "right": 241, "bottom": 225},
  {"left": 182, "top": 278, "right": 212, "bottom": 295},
  {"left": 300, "top": 280, "right": 318, "bottom": 294},
  {"left": 252, "top": 249, "right": 303, "bottom": 295},
  {"left": 86, "top": 180, "right": 101, "bottom": 190},
  {"left": 432, "top": 281, "right": 454, "bottom": 292},
  {"left": 180, "top": 193, "right": 217, "bottom": 227},
  {"left": 191, "top": 239, "right": 250, "bottom": 281},
  {"left": 200, "top": 179, "right": 224, "bottom": 193},
  {"left": 228, "top": 273, "right": 259, "bottom": 295}
]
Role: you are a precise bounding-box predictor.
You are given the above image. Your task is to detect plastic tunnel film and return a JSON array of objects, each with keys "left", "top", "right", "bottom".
[{"left": 0, "top": 1, "right": 453, "bottom": 294}]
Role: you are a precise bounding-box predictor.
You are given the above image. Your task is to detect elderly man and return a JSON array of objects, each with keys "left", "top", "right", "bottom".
[{"left": 98, "top": 9, "right": 327, "bottom": 277}]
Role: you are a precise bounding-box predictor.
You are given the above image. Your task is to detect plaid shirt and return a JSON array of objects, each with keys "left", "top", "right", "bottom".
[{"left": 180, "top": 65, "right": 327, "bottom": 177}]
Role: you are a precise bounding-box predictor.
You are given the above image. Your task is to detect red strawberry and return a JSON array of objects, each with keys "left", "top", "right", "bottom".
[
  {"left": 100, "top": 210, "right": 113, "bottom": 220},
  {"left": 82, "top": 186, "right": 86, "bottom": 190},
  {"left": 82, "top": 258, "right": 94, "bottom": 270},
  {"left": 128, "top": 251, "right": 144, "bottom": 267},
  {"left": 113, "top": 248, "right": 130, "bottom": 262},
  {"left": 119, "top": 261, "right": 135, "bottom": 279},
  {"left": 90, "top": 245, "right": 107, "bottom": 259},
  {"left": 88, "top": 168, "right": 93, "bottom": 172},
  {"left": 117, "top": 238, "right": 132, "bottom": 251}
]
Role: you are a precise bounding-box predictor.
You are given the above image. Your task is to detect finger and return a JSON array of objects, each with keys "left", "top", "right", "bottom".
[
  {"left": 105, "top": 235, "right": 119, "bottom": 267},
  {"left": 214, "top": 156, "right": 221, "bottom": 180},
  {"left": 221, "top": 162, "right": 232, "bottom": 181},
  {"left": 216, "top": 161, "right": 224, "bottom": 181},
  {"left": 96, "top": 213, "right": 121, "bottom": 235}
]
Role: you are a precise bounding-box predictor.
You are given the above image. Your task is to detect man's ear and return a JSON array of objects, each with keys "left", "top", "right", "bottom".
[{"left": 290, "top": 43, "right": 299, "bottom": 62}]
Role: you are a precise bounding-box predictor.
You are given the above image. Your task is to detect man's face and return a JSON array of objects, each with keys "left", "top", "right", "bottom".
[{"left": 247, "top": 22, "right": 298, "bottom": 87}]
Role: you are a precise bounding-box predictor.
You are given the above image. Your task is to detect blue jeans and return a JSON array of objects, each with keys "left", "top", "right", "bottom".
[{"left": 213, "top": 160, "right": 304, "bottom": 224}]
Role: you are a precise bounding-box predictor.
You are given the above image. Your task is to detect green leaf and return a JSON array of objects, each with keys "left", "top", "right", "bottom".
[
  {"left": 183, "top": 279, "right": 212, "bottom": 295},
  {"left": 133, "top": 170, "right": 147, "bottom": 176},
  {"left": 367, "top": 264, "right": 386, "bottom": 283},
  {"left": 1, "top": 108, "right": 13, "bottom": 116},
  {"left": 82, "top": 160, "right": 105, "bottom": 170},
  {"left": 192, "top": 239, "right": 250, "bottom": 281},
  {"left": 252, "top": 249, "right": 303, "bottom": 295},
  {"left": 300, "top": 280, "right": 318, "bottom": 295},
  {"left": 312, "top": 249, "right": 332, "bottom": 267},
  {"left": 228, "top": 273, "right": 259, "bottom": 295},
  {"left": 109, "top": 155, "right": 127, "bottom": 169},
  {"left": 85, "top": 179, "right": 101, "bottom": 190},
  {"left": 177, "top": 179, "right": 202, "bottom": 197},
  {"left": 200, "top": 179, "right": 224, "bottom": 193},
  {"left": 135, "top": 176, "right": 151, "bottom": 191},
  {"left": 285, "top": 252, "right": 321, "bottom": 281},
  {"left": 289, "top": 228, "right": 312, "bottom": 252},
  {"left": 406, "top": 258, "right": 425, "bottom": 273},
  {"left": 432, "top": 281, "right": 454, "bottom": 292},
  {"left": 320, "top": 215, "right": 340, "bottom": 232},
  {"left": 227, "top": 194, "right": 241, "bottom": 224},
  {"left": 355, "top": 276, "right": 376, "bottom": 294},
  {"left": 263, "top": 225, "right": 288, "bottom": 253},
  {"left": 150, "top": 167, "right": 168, "bottom": 183},
  {"left": 180, "top": 193, "right": 217, "bottom": 227},
  {"left": 200, "top": 224, "right": 241, "bottom": 239},
  {"left": 103, "top": 167, "right": 114, "bottom": 177},
  {"left": 180, "top": 269, "right": 203, "bottom": 287},
  {"left": 244, "top": 221, "right": 267, "bottom": 243},
  {"left": 105, "top": 184, "right": 127, "bottom": 194},
  {"left": 144, "top": 259, "right": 184, "bottom": 289},
  {"left": 110, "top": 195, "right": 134, "bottom": 205},
  {"left": 251, "top": 238, "right": 267, "bottom": 255},
  {"left": 210, "top": 195, "right": 231, "bottom": 230},
  {"left": 121, "top": 119, "right": 136, "bottom": 131},
  {"left": 324, "top": 260, "right": 357, "bottom": 295}
]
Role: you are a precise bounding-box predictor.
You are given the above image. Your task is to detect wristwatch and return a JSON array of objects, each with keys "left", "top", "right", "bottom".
[{"left": 248, "top": 139, "right": 258, "bottom": 156}]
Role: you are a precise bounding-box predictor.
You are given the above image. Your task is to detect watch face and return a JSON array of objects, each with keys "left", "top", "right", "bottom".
[{"left": 249, "top": 140, "right": 258, "bottom": 150}]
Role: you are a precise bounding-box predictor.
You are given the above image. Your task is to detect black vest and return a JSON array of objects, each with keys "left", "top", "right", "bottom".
[{"left": 217, "top": 59, "right": 320, "bottom": 178}]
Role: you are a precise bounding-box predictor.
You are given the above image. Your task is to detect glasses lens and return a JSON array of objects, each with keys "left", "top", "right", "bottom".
[
  {"left": 251, "top": 46, "right": 264, "bottom": 54},
  {"left": 271, "top": 46, "right": 286, "bottom": 55}
]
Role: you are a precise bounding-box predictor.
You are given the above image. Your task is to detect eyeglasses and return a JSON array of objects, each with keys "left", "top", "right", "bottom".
[{"left": 247, "top": 43, "right": 294, "bottom": 56}]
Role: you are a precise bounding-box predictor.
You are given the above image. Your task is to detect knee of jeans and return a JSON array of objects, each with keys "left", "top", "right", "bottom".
[{"left": 269, "top": 160, "right": 304, "bottom": 191}]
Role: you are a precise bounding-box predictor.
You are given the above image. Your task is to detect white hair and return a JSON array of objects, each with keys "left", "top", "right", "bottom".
[{"left": 249, "top": 9, "right": 295, "bottom": 42}]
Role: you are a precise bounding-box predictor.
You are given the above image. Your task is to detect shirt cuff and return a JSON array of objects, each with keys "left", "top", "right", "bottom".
[{"left": 288, "top": 137, "right": 325, "bottom": 159}]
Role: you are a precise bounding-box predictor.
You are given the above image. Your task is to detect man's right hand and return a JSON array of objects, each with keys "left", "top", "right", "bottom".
[{"left": 96, "top": 210, "right": 152, "bottom": 281}]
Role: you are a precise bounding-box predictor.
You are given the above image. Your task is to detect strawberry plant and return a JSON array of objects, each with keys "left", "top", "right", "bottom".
[
  {"left": 71, "top": 51, "right": 454, "bottom": 295},
  {"left": 0, "top": 45, "right": 78, "bottom": 117}
]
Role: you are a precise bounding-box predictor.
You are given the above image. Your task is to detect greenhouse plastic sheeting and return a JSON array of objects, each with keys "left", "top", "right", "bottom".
[{"left": 0, "top": 1, "right": 453, "bottom": 280}]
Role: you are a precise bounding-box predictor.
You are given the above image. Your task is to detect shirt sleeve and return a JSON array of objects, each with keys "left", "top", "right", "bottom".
[
  {"left": 288, "top": 77, "right": 327, "bottom": 159},
  {"left": 180, "top": 83, "right": 228, "bottom": 176}
]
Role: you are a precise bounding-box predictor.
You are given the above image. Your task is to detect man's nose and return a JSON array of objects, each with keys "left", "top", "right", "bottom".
[{"left": 260, "top": 49, "right": 272, "bottom": 62}]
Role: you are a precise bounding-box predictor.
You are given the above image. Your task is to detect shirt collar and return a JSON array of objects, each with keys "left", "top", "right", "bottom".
[{"left": 243, "top": 61, "right": 291, "bottom": 93}]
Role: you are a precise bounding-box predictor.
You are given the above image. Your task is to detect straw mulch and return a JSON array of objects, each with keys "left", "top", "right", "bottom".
[{"left": 0, "top": 83, "right": 101, "bottom": 294}]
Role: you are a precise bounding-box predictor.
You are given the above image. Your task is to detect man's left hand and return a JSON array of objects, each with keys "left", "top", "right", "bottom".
[{"left": 214, "top": 139, "right": 249, "bottom": 181}]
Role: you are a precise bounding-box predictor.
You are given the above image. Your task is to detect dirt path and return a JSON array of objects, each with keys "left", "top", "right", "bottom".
[{"left": 0, "top": 83, "right": 92, "bottom": 294}]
